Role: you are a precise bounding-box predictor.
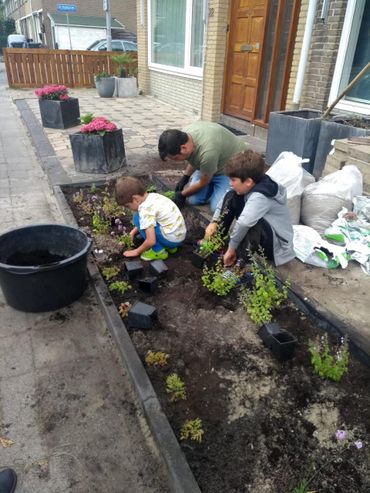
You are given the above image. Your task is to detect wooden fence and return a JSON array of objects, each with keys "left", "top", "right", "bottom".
[{"left": 3, "top": 48, "right": 138, "bottom": 88}]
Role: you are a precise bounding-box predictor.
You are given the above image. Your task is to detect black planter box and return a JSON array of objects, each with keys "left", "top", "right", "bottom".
[
  {"left": 39, "top": 97, "right": 80, "bottom": 129},
  {"left": 258, "top": 323, "right": 297, "bottom": 361},
  {"left": 127, "top": 302, "right": 157, "bottom": 329},
  {"left": 124, "top": 260, "right": 143, "bottom": 280},
  {"left": 69, "top": 129, "right": 126, "bottom": 174},
  {"left": 313, "top": 118, "right": 370, "bottom": 178},
  {"left": 138, "top": 276, "right": 159, "bottom": 294},
  {"left": 191, "top": 250, "right": 220, "bottom": 269},
  {"left": 266, "top": 109, "right": 322, "bottom": 172},
  {"left": 149, "top": 260, "right": 168, "bottom": 277}
]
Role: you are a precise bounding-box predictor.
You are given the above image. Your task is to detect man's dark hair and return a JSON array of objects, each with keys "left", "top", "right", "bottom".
[
  {"left": 225, "top": 150, "right": 265, "bottom": 183},
  {"left": 158, "top": 129, "right": 189, "bottom": 160}
]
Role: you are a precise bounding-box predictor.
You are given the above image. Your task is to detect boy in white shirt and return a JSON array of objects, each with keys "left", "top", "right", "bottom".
[{"left": 115, "top": 176, "right": 187, "bottom": 261}]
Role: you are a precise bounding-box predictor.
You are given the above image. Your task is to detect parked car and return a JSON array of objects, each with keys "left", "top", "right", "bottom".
[
  {"left": 86, "top": 39, "right": 137, "bottom": 52},
  {"left": 7, "top": 34, "right": 28, "bottom": 48}
]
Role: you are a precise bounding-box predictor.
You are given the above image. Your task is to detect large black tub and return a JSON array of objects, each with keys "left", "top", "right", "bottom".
[{"left": 0, "top": 224, "right": 92, "bottom": 312}]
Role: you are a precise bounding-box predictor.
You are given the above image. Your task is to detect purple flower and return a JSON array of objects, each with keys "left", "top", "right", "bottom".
[
  {"left": 354, "top": 440, "right": 363, "bottom": 449},
  {"left": 336, "top": 429, "right": 347, "bottom": 441}
]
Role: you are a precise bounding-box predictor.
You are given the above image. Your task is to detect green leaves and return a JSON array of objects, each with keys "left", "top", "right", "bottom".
[
  {"left": 201, "top": 260, "right": 239, "bottom": 296},
  {"left": 309, "top": 333, "right": 349, "bottom": 382}
]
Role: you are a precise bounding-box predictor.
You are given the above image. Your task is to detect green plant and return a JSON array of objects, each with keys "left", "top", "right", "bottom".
[
  {"left": 145, "top": 351, "right": 170, "bottom": 367},
  {"left": 162, "top": 190, "right": 175, "bottom": 200},
  {"left": 102, "top": 266, "right": 120, "bottom": 281},
  {"left": 201, "top": 260, "right": 240, "bottom": 296},
  {"left": 308, "top": 333, "right": 349, "bottom": 382},
  {"left": 239, "top": 254, "right": 290, "bottom": 325},
  {"left": 95, "top": 71, "right": 113, "bottom": 81},
  {"left": 290, "top": 483, "right": 309, "bottom": 493},
  {"left": 146, "top": 185, "right": 157, "bottom": 193},
  {"left": 117, "top": 234, "right": 134, "bottom": 249},
  {"left": 92, "top": 212, "right": 111, "bottom": 234},
  {"left": 102, "top": 190, "right": 122, "bottom": 217},
  {"left": 90, "top": 183, "right": 97, "bottom": 193},
  {"left": 199, "top": 226, "right": 227, "bottom": 255},
  {"left": 111, "top": 53, "right": 136, "bottom": 78},
  {"left": 180, "top": 418, "right": 204, "bottom": 443},
  {"left": 72, "top": 189, "right": 84, "bottom": 204},
  {"left": 166, "top": 373, "right": 186, "bottom": 402},
  {"left": 108, "top": 280, "right": 131, "bottom": 295},
  {"left": 80, "top": 113, "right": 94, "bottom": 125}
]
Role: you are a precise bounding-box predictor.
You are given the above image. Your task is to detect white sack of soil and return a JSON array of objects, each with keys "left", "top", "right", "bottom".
[
  {"left": 301, "top": 165, "right": 363, "bottom": 233},
  {"left": 266, "top": 151, "right": 314, "bottom": 224}
]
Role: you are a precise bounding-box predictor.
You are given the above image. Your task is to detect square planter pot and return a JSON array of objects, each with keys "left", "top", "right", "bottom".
[
  {"left": 138, "top": 276, "right": 159, "bottom": 294},
  {"left": 127, "top": 302, "right": 157, "bottom": 329},
  {"left": 115, "top": 77, "right": 138, "bottom": 98},
  {"left": 191, "top": 250, "right": 220, "bottom": 269},
  {"left": 124, "top": 260, "right": 143, "bottom": 280},
  {"left": 149, "top": 260, "right": 168, "bottom": 277},
  {"left": 258, "top": 323, "right": 297, "bottom": 361},
  {"left": 69, "top": 128, "right": 126, "bottom": 174},
  {"left": 39, "top": 97, "right": 80, "bottom": 129},
  {"left": 313, "top": 117, "right": 370, "bottom": 179},
  {"left": 266, "top": 109, "right": 322, "bottom": 173}
]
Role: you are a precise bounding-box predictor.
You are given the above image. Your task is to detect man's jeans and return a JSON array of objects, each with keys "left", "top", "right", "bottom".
[
  {"left": 187, "top": 171, "right": 230, "bottom": 212},
  {"left": 133, "top": 213, "right": 183, "bottom": 252}
]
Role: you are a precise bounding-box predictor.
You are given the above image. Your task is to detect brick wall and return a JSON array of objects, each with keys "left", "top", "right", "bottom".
[
  {"left": 286, "top": 0, "right": 346, "bottom": 112},
  {"left": 201, "top": 0, "right": 230, "bottom": 122},
  {"left": 150, "top": 71, "right": 202, "bottom": 115},
  {"left": 136, "top": 0, "right": 150, "bottom": 94}
]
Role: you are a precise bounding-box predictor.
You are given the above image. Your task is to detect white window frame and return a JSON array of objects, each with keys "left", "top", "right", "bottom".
[
  {"left": 328, "top": 0, "right": 370, "bottom": 115},
  {"left": 147, "top": 0, "right": 206, "bottom": 79}
]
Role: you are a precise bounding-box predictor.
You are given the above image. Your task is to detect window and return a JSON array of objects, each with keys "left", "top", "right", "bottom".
[
  {"left": 329, "top": 0, "right": 370, "bottom": 114},
  {"left": 149, "top": 0, "right": 206, "bottom": 76}
]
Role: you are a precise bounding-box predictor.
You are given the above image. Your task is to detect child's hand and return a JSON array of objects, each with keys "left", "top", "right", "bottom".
[
  {"left": 123, "top": 249, "right": 139, "bottom": 258},
  {"left": 204, "top": 222, "right": 218, "bottom": 240},
  {"left": 223, "top": 247, "right": 236, "bottom": 267}
]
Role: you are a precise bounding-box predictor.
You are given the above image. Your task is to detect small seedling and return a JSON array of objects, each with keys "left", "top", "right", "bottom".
[
  {"left": 201, "top": 260, "right": 240, "bottom": 296},
  {"left": 109, "top": 280, "right": 131, "bottom": 295},
  {"left": 199, "top": 226, "right": 227, "bottom": 255},
  {"left": 80, "top": 113, "right": 94, "bottom": 124},
  {"left": 72, "top": 189, "right": 84, "bottom": 204},
  {"left": 92, "top": 212, "right": 111, "bottom": 234},
  {"left": 90, "top": 183, "right": 97, "bottom": 193},
  {"left": 180, "top": 418, "right": 204, "bottom": 443},
  {"left": 117, "top": 233, "right": 134, "bottom": 249},
  {"left": 102, "top": 190, "right": 123, "bottom": 218},
  {"left": 102, "top": 266, "right": 120, "bottom": 281},
  {"left": 166, "top": 373, "right": 186, "bottom": 402},
  {"left": 239, "top": 253, "right": 290, "bottom": 325},
  {"left": 145, "top": 350, "right": 169, "bottom": 367},
  {"left": 118, "top": 302, "right": 131, "bottom": 318},
  {"left": 162, "top": 190, "right": 175, "bottom": 200},
  {"left": 146, "top": 185, "right": 157, "bottom": 193},
  {"left": 309, "top": 333, "right": 349, "bottom": 382}
]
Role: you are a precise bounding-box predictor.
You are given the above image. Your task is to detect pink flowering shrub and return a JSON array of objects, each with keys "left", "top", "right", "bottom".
[
  {"left": 35, "top": 85, "right": 70, "bottom": 101},
  {"left": 80, "top": 117, "right": 117, "bottom": 135}
]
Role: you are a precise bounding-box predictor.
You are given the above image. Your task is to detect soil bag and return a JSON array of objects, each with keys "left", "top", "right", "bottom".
[
  {"left": 266, "top": 151, "right": 315, "bottom": 224},
  {"left": 301, "top": 165, "right": 363, "bottom": 233}
]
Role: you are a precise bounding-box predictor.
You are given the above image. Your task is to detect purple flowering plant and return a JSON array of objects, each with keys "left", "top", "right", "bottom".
[{"left": 308, "top": 333, "right": 349, "bottom": 382}]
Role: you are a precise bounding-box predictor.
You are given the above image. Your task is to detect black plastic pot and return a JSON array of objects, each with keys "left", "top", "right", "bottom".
[
  {"left": 149, "top": 260, "right": 168, "bottom": 277},
  {"left": 191, "top": 250, "right": 220, "bottom": 269},
  {"left": 39, "top": 97, "right": 80, "bottom": 129},
  {"left": 138, "top": 277, "right": 159, "bottom": 294},
  {"left": 69, "top": 129, "right": 126, "bottom": 174},
  {"left": 0, "top": 224, "right": 91, "bottom": 312},
  {"left": 124, "top": 260, "right": 143, "bottom": 280},
  {"left": 266, "top": 109, "right": 322, "bottom": 172},
  {"left": 127, "top": 302, "right": 157, "bottom": 329},
  {"left": 258, "top": 323, "right": 297, "bottom": 361}
]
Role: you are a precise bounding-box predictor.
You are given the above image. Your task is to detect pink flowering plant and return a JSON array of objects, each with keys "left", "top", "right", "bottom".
[
  {"left": 35, "top": 84, "right": 70, "bottom": 101},
  {"left": 80, "top": 117, "right": 118, "bottom": 136},
  {"left": 308, "top": 333, "right": 349, "bottom": 382}
]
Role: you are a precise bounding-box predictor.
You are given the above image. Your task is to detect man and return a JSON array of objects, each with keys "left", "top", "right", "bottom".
[{"left": 158, "top": 121, "right": 247, "bottom": 212}]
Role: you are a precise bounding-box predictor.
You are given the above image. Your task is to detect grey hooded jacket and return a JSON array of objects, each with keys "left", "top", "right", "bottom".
[{"left": 213, "top": 175, "right": 295, "bottom": 266}]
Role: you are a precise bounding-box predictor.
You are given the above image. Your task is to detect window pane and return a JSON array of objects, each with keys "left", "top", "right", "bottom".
[
  {"left": 190, "top": 0, "right": 204, "bottom": 67},
  {"left": 152, "top": 0, "right": 186, "bottom": 67}
]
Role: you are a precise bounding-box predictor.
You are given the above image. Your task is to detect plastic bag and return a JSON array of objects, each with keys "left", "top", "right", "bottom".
[
  {"left": 353, "top": 195, "right": 370, "bottom": 222},
  {"left": 301, "top": 165, "right": 363, "bottom": 233},
  {"left": 266, "top": 151, "right": 315, "bottom": 224}
]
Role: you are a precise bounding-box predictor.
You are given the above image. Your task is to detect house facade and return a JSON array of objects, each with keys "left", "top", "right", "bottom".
[
  {"left": 136, "top": 0, "right": 370, "bottom": 132},
  {"left": 4, "top": 0, "right": 137, "bottom": 49}
]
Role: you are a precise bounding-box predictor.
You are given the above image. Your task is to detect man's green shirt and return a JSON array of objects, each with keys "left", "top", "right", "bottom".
[{"left": 183, "top": 121, "right": 247, "bottom": 177}]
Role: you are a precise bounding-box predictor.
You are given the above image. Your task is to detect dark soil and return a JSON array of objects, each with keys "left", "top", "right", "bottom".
[{"left": 63, "top": 182, "right": 370, "bottom": 493}]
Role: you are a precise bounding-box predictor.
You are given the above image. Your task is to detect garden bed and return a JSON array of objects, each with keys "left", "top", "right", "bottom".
[{"left": 61, "top": 181, "right": 370, "bottom": 493}]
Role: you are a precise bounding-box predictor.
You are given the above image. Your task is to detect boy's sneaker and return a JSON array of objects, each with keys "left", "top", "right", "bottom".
[
  {"left": 166, "top": 247, "right": 178, "bottom": 254},
  {"left": 140, "top": 248, "right": 169, "bottom": 261}
]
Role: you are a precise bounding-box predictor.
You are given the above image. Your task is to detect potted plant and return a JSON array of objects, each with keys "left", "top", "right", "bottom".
[
  {"left": 69, "top": 115, "right": 126, "bottom": 173},
  {"left": 111, "top": 53, "right": 138, "bottom": 98},
  {"left": 94, "top": 71, "right": 116, "bottom": 98},
  {"left": 35, "top": 84, "right": 80, "bottom": 129}
]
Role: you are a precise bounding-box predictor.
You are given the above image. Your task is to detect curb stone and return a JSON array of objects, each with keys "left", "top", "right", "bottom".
[{"left": 54, "top": 185, "right": 201, "bottom": 493}]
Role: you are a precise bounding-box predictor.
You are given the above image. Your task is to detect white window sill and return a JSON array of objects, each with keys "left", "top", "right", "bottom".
[
  {"left": 334, "top": 99, "right": 370, "bottom": 116},
  {"left": 148, "top": 65, "right": 203, "bottom": 81}
]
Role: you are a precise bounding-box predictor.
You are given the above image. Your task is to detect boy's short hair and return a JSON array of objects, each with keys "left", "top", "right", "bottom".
[
  {"left": 225, "top": 149, "right": 265, "bottom": 183},
  {"left": 158, "top": 129, "right": 189, "bottom": 160},
  {"left": 115, "top": 176, "right": 146, "bottom": 205}
]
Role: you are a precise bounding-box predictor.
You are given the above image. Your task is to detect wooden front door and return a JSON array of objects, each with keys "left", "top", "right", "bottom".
[{"left": 223, "top": 0, "right": 268, "bottom": 120}]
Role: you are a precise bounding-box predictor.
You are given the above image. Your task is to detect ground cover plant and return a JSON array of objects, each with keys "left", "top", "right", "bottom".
[{"left": 64, "top": 182, "right": 370, "bottom": 493}]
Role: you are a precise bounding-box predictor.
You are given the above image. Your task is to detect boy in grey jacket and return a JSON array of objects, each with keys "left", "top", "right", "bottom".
[{"left": 204, "top": 150, "right": 295, "bottom": 267}]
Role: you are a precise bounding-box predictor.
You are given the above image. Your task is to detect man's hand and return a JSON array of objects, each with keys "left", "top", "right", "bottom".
[
  {"left": 123, "top": 249, "right": 140, "bottom": 258},
  {"left": 204, "top": 222, "right": 218, "bottom": 240},
  {"left": 173, "top": 191, "right": 186, "bottom": 208},
  {"left": 175, "top": 175, "right": 190, "bottom": 192},
  {"left": 223, "top": 247, "right": 237, "bottom": 267}
]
